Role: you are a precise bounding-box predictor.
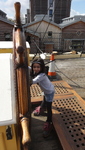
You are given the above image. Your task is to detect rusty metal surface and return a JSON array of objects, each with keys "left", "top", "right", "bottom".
[{"left": 52, "top": 81, "right": 85, "bottom": 150}]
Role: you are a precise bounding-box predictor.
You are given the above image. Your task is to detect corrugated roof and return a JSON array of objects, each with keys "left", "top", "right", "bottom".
[
  {"left": 0, "top": 16, "right": 14, "bottom": 25},
  {"left": 23, "top": 18, "right": 60, "bottom": 29},
  {"left": 23, "top": 15, "right": 85, "bottom": 30},
  {"left": 59, "top": 15, "right": 85, "bottom": 28}
]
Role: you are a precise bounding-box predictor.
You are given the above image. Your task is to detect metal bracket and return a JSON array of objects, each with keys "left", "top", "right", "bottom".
[{"left": 6, "top": 125, "right": 12, "bottom": 140}]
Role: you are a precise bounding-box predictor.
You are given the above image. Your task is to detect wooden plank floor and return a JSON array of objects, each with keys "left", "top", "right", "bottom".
[{"left": 31, "top": 80, "right": 85, "bottom": 150}]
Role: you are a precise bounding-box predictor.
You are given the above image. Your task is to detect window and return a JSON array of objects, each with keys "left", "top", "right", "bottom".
[
  {"left": 49, "top": 9, "right": 53, "bottom": 17},
  {"left": 48, "top": 31, "right": 52, "bottom": 37},
  {"left": 76, "top": 31, "right": 81, "bottom": 36},
  {"left": 4, "top": 33, "right": 11, "bottom": 41},
  {"left": 71, "top": 40, "right": 84, "bottom": 51}
]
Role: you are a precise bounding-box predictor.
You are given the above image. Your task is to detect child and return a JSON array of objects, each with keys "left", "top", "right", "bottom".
[{"left": 30, "top": 58, "right": 55, "bottom": 137}]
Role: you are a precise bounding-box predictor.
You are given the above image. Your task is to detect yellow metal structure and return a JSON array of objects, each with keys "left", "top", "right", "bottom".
[
  {"left": 0, "top": 48, "right": 12, "bottom": 53},
  {"left": 0, "top": 125, "right": 20, "bottom": 150}
]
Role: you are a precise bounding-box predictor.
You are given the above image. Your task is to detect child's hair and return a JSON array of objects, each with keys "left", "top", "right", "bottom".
[{"left": 30, "top": 58, "right": 45, "bottom": 77}]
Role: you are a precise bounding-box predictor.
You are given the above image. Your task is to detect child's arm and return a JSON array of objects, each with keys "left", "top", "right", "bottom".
[{"left": 33, "top": 74, "right": 45, "bottom": 84}]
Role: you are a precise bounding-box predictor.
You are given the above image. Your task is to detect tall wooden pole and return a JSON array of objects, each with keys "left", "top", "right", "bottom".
[{"left": 13, "top": 2, "right": 31, "bottom": 150}]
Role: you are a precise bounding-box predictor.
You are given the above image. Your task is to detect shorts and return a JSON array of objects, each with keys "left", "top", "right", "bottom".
[{"left": 44, "top": 91, "right": 54, "bottom": 102}]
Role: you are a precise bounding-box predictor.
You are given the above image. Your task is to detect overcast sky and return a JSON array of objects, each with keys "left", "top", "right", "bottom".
[{"left": 0, "top": 0, "right": 85, "bottom": 19}]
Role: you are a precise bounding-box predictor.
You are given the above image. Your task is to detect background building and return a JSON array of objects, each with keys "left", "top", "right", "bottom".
[
  {"left": 0, "top": 17, "right": 14, "bottom": 41},
  {"left": 0, "top": 10, "right": 7, "bottom": 18},
  {"left": 30, "top": 0, "right": 48, "bottom": 22},
  {"left": 60, "top": 15, "right": 85, "bottom": 53},
  {"left": 54, "top": 0, "right": 72, "bottom": 23},
  {"left": 29, "top": 0, "right": 72, "bottom": 24}
]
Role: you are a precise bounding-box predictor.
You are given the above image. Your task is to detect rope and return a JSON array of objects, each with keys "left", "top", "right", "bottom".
[
  {"left": 42, "top": 0, "right": 60, "bottom": 41},
  {"left": 32, "top": 0, "right": 60, "bottom": 60}
]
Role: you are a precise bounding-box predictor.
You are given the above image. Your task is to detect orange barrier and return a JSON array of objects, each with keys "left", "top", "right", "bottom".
[{"left": 48, "top": 54, "right": 56, "bottom": 79}]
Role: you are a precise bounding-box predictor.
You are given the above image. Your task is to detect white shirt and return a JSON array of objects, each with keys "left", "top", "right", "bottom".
[{"left": 33, "top": 73, "right": 54, "bottom": 94}]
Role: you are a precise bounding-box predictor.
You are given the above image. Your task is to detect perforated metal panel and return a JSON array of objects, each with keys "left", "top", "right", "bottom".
[
  {"left": 54, "top": 82, "right": 72, "bottom": 95},
  {"left": 31, "top": 80, "right": 85, "bottom": 149},
  {"left": 30, "top": 84, "right": 42, "bottom": 97},
  {"left": 30, "top": 84, "right": 43, "bottom": 103},
  {"left": 52, "top": 95, "right": 85, "bottom": 150},
  {"left": 30, "top": 81, "right": 72, "bottom": 103}
]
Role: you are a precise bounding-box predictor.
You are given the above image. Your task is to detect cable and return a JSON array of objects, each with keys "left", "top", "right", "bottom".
[
  {"left": 32, "top": 0, "right": 60, "bottom": 60},
  {"left": 32, "top": 39, "right": 43, "bottom": 60},
  {"left": 42, "top": 0, "right": 60, "bottom": 41},
  {"left": 34, "top": 0, "right": 55, "bottom": 35}
]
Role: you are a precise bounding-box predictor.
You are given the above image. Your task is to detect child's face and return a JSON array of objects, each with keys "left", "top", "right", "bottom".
[{"left": 33, "top": 63, "right": 41, "bottom": 74}]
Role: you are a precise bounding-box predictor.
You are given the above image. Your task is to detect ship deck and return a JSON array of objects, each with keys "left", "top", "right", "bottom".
[{"left": 31, "top": 80, "right": 85, "bottom": 150}]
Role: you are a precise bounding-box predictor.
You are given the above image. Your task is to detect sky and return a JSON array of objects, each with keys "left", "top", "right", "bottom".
[{"left": 0, "top": 0, "right": 85, "bottom": 19}]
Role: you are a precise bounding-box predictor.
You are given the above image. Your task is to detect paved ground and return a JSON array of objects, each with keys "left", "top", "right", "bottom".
[
  {"left": 29, "top": 57, "right": 85, "bottom": 150},
  {"left": 55, "top": 57, "right": 85, "bottom": 100}
]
